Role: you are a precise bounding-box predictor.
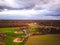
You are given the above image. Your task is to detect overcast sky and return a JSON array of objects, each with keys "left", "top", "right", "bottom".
[{"left": 0, "top": 0, "right": 60, "bottom": 20}]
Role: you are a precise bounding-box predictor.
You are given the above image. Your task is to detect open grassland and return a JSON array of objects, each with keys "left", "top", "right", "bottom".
[
  {"left": 25, "top": 34, "right": 60, "bottom": 45},
  {"left": 0, "top": 27, "right": 25, "bottom": 45},
  {"left": 0, "top": 27, "right": 19, "bottom": 32},
  {"left": 0, "top": 27, "right": 60, "bottom": 45}
]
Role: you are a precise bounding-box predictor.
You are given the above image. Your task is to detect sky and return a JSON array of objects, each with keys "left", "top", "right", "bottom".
[{"left": 0, "top": 0, "right": 60, "bottom": 20}]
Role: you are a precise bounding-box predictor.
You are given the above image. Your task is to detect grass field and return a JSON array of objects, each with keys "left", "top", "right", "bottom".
[
  {"left": 0, "top": 27, "right": 25, "bottom": 45},
  {"left": 0, "top": 27, "right": 60, "bottom": 45},
  {"left": 25, "top": 34, "right": 60, "bottom": 45}
]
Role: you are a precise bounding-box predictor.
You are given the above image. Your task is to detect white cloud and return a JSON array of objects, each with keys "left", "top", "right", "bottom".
[
  {"left": 0, "top": 9, "right": 52, "bottom": 16},
  {"left": 0, "top": 0, "right": 60, "bottom": 9},
  {"left": 0, "top": 9, "right": 60, "bottom": 20},
  {"left": 0, "top": 0, "right": 60, "bottom": 20}
]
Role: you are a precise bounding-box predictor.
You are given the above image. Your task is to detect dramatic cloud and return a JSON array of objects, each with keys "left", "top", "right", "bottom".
[
  {"left": 0, "top": 0, "right": 60, "bottom": 10},
  {"left": 0, "top": 10, "right": 60, "bottom": 20},
  {"left": 0, "top": 0, "right": 60, "bottom": 20}
]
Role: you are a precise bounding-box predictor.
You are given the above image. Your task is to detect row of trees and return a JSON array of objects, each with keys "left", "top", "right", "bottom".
[{"left": 38, "top": 27, "right": 60, "bottom": 34}]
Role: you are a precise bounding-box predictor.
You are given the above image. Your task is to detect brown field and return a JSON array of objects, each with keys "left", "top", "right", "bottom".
[{"left": 25, "top": 34, "right": 60, "bottom": 45}]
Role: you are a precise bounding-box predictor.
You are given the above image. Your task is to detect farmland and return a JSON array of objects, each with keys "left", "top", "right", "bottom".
[
  {"left": 25, "top": 34, "right": 60, "bottom": 45},
  {"left": 0, "top": 27, "right": 25, "bottom": 45},
  {"left": 0, "top": 20, "right": 60, "bottom": 45},
  {"left": 0, "top": 27, "right": 60, "bottom": 45}
]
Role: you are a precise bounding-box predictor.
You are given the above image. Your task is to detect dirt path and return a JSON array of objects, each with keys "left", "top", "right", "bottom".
[{"left": 13, "top": 38, "right": 23, "bottom": 43}]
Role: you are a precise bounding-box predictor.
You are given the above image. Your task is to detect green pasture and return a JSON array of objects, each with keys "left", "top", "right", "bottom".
[
  {"left": 0, "top": 27, "right": 60, "bottom": 45},
  {"left": 0, "top": 27, "right": 25, "bottom": 45},
  {"left": 0, "top": 27, "right": 19, "bottom": 32}
]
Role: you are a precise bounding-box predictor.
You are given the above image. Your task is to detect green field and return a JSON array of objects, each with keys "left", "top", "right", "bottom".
[
  {"left": 0, "top": 27, "right": 60, "bottom": 45},
  {"left": 0, "top": 27, "right": 25, "bottom": 45},
  {"left": 25, "top": 34, "right": 60, "bottom": 45}
]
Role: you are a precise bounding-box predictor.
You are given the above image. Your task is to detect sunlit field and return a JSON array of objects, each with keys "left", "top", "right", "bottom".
[
  {"left": 0, "top": 27, "right": 25, "bottom": 45},
  {"left": 0, "top": 24, "right": 60, "bottom": 45},
  {"left": 25, "top": 34, "right": 60, "bottom": 45}
]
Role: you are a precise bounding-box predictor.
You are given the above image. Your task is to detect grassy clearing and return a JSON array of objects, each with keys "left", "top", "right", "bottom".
[
  {"left": 0, "top": 27, "right": 60, "bottom": 45},
  {"left": 25, "top": 34, "right": 60, "bottom": 45},
  {"left": 0, "top": 27, "right": 25, "bottom": 45},
  {"left": 0, "top": 27, "right": 19, "bottom": 32}
]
